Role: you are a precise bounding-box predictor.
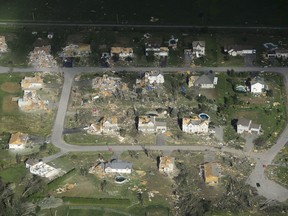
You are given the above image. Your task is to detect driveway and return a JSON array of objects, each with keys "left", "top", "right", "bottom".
[{"left": 244, "top": 54, "right": 256, "bottom": 67}]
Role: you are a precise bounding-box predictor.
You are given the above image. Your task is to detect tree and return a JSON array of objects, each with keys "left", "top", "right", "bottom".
[
  {"left": 253, "top": 136, "right": 266, "bottom": 149},
  {"left": 16, "top": 154, "right": 21, "bottom": 165},
  {"left": 100, "top": 180, "right": 107, "bottom": 191},
  {"left": 266, "top": 89, "right": 273, "bottom": 97}
]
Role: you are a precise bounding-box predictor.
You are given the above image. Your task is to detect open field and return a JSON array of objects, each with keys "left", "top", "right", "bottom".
[{"left": 0, "top": 0, "right": 287, "bottom": 26}]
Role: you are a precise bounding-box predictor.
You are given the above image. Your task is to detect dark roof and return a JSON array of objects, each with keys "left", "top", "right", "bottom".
[
  {"left": 105, "top": 160, "right": 132, "bottom": 170},
  {"left": 251, "top": 76, "right": 265, "bottom": 85},
  {"left": 25, "top": 158, "right": 39, "bottom": 166},
  {"left": 194, "top": 73, "right": 214, "bottom": 85},
  {"left": 237, "top": 119, "right": 251, "bottom": 127}
]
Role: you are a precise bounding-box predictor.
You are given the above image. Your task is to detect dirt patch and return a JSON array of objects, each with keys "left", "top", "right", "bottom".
[
  {"left": 2, "top": 96, "right": 18, "bottom": 112},
  {"left": 1, "top": 82, "right": 20, "bottom": 93}
]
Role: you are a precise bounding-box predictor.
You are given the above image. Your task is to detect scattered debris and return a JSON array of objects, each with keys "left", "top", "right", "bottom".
[
  {"left": 0, "top": 36, "right": 8, "bottom": 53},
  {"left": 28, "top": 45, "right": 57, "bottom": 68},
  {"left": 56, "top": 183, "right": 77, "bottom": 193}
]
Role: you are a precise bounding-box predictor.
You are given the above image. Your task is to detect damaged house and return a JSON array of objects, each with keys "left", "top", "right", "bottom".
[
  {"left": 182, "top": 115, "right": 210, "bottom": 134},
  {"left": 88, "top": 116, "right": 120, "bottom": 134},
  {"left": 137, "top": 115, "right": 167, "bottom": 133}
]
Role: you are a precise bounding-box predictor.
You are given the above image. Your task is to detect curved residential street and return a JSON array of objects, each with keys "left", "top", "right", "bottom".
[{"left": 1, "top": 65, "right": 288, "bottom": 202}]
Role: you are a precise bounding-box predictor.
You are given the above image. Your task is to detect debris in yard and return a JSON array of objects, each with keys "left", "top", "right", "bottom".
[
  {"left": 92, "top": 74, "right": 129, "bottom": 97},
  {"left": 56, "top": 183, "right": 77, "bottom": 194},
  {"left": 18, "top": 90, "right": 49, "bottom": 111},
  {"left": 0, "top": 36, "right": 8, "bottom": 53},
  {"left": 59, "top": 43, "right": 91, "bottom": 58}
]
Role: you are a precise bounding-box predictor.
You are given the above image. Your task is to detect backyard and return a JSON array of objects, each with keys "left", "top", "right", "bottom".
[{"left": 35, "top": 151, "right": 174, "bottom": 215}]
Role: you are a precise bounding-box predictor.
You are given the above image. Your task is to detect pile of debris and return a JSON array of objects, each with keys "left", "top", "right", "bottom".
[
  {"left": 0, "top": 36, "right": 8, "bottom": 53},
  {"left": 59, "top": 43, "right": 91, "bottom": 58},
  {"left": 18, "top": 90, "right": 49, "bottom": 111},
  {"left": 56, "top": 183, "right": 77, "bottom": 194},
  {"left": 28, "top": 45, "right": 57, "bottom": 68},
  {"left": 92, "top": 74, "right": 129, "bottom": 97},
  {"left": 18, "top": 75, "right": 49, "bottom": 112}
]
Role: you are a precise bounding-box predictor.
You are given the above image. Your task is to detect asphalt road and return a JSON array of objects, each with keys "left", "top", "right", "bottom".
[
  {"left": 1, "top": 65, "right": 288, "bottom": 202},
  {"left": 0, "top": 21, "right": 288, "bottom": 30}
]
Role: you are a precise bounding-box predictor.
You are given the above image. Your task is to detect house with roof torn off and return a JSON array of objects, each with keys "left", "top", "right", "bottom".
[
  {"left": 94, "top": 160, "right": 132, "bottom": 174},
  {"left": 21, "top": 75, "right": 44, "bottom": 90},
  {"left": 137, "top": 115, "right": 167, "bottom": 133},
  {"left": 201, "top": 162, "right": 220, "bottom": 184},
  {"left": 192, "top": 41, "right": 205, "bottom": 58},
  {"left": 28, "top": 161, "right": 61, "bottom": 179},
  {"left": 111, "top": 47, "right": 133, "bottom": 59},
  {"left": 88, "top": 116, "right": 120, "bottom": 135},
  {"left": 8, "top": 132, "right": 29, "bottom": 150},
  {"left": 159, "top": 156, "right": 175, "bottom": 175},
  {"left": 59, "top": 43, "right": 91, "bottom": 58},
  {"left": 182, "top": 115, "right": 210, "bottom": 134}
]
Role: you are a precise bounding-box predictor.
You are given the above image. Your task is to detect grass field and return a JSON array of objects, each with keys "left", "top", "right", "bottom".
[
  {"left": 0, "top": 0, "right": 287, "bottom": 27},
  {"left": 0, "top": 164, "right": 27, "bottom": 182}
]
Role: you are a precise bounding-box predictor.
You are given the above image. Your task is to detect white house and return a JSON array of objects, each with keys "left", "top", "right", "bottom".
[
  {"left": 25, "top": 158, "right": 39, "bottom": 169},
  {"left": 102, "top": 116, "right": 120, "bottom": 134},
  {"left": 29, "top": 161, "right": 60, "bottom": 179},
  {"left": 8, "top": 132, "right": 28, "bottom": 150},
  {"left": 192, "top": 41, "right": 205, "bottom": 58},
  {"left": 251, "top": 76, "right": 266, "bottom": 94},
  {"left": 88, "top": 116, "right": 119, "bottom": 134},
  {"left": 193, "top": 72, "right": 218, "bottom": 89},
  {"left": 111, "top": 47, "right": 133, "bottom": 59},
  {"left": 101, "top": 160, "right": 132, "bottom": 174},
  {"left": 144, "top": 71, "right": 165, "bottom": 84},
  {"left": 145, "top": 44, "right": 169, "bottom": 57},
  {"left": 182, "top": 116, "right": 209, "bottom": 134},
  {"left": 275, "top": 49, "right": 288, "bottom": 59},
  {"left": 237, "top": 119, "right": 261, "bottom": 134},
  {"left": 224, "top": 45, "right": 256, "bottom": 56},
  {"left": 138, "top": 115, "right": 167, "bottom": 133}
]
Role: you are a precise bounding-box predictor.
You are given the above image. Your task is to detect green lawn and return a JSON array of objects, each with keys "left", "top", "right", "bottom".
[
  {"left": 64, "top": 133, "right": 119, "bottom": 145},
  {"left": 0, "top": 164, "right": 27, "bottom": 183},
  {"left": 215, "top": 72, "right": 286, "bottom": 146},
  {"left": 0, "top": 73, "right": 60, "bottom": 136}
]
